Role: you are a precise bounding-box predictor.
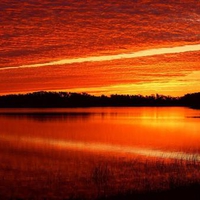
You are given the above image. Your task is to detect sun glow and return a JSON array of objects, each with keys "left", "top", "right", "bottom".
[{"left": 62, "top": 74, "right": 200, "bottom": 97}]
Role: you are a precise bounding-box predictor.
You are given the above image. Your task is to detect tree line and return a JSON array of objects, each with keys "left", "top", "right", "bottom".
[{"left": 0, "top": 91, "right": 199, "bottom": 108}]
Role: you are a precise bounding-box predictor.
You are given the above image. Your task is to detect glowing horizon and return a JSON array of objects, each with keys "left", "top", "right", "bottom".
[{"left": 1, "top": 44, "right": 200, "bottom": 71}]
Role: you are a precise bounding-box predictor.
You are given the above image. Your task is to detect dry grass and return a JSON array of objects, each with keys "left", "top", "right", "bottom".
[{"left": 0, "top": 143, "right": 199, "bottom": 200}]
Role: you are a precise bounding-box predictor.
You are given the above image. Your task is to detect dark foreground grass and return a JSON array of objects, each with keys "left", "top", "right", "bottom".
[
  {"left": 1, "top": 141, "right": 200, "bottom": 200},
  {"left": 7, "top": 183, "right": 200, "bottom": 200},
  {"left": 96, "top": 182, "right": 200, "bottom": 200}
]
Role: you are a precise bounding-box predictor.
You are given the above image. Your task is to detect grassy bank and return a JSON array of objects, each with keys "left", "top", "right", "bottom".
[{"left": 0, "top": 141, "right": 200, "bottom": 200}]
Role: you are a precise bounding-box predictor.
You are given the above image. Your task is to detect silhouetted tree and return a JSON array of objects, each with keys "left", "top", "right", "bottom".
[{"left": 0, "top": 91, "right": 199, "bottom": 108}]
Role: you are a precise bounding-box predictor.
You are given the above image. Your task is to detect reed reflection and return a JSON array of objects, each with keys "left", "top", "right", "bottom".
[{"left": 0, "top": 112, "right": 94, "bottom": 122}]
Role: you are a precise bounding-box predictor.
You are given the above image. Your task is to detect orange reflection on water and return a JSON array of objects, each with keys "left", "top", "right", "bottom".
[
  {"left": 0, "top": 107, "right": 200, "bottom": 154},
  {"left": 1, "top": 134, "right": 200, "bottom": 162}
]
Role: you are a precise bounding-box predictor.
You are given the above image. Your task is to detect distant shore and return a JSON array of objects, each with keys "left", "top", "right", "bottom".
[{"left": 0, "top": 91, "right": 199, "bottom": 109}]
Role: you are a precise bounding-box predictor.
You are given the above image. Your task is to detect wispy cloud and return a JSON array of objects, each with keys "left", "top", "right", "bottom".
[{"left": 1, "top": 44, "right": 200, "bottom": 71}]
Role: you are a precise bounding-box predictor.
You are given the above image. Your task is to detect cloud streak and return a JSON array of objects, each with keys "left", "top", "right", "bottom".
[{"left": 1, "top": 44, "right": 200, "bottom": 71}]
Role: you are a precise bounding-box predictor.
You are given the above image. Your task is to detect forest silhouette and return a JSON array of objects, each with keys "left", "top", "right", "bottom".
[{"left": 0, "top": 91, "right": 199, "bottom": 109}]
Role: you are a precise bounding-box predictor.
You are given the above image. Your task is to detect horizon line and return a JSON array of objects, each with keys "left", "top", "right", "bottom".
[{"left": 0, "top": 90, "right": 199, "bottom": 97}]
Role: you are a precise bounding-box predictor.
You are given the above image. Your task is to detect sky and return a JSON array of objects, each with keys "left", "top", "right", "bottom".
[{"left": 0, "top": 0, "right": 200, "bottom": 96}]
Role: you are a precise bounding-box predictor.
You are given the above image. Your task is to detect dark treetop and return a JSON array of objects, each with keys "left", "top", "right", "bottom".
[{"left": 0, "top": 91, "right": 199, "bottom": 108}]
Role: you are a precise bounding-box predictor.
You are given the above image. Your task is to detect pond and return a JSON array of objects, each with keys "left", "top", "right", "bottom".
[{"left": 0, "top": 107, "right": 200, "bottom": 199}]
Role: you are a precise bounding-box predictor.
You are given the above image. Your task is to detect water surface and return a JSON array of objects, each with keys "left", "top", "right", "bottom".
[{"left": 0, "top": 107, "right": 200, "bottom": 199}]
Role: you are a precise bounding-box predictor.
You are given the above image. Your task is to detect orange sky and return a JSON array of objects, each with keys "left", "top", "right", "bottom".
[{"left": 0, "top": 0, "right": 200, "bottom": 96}]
